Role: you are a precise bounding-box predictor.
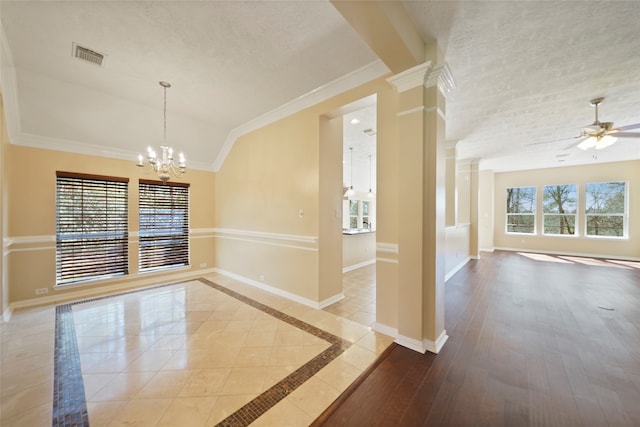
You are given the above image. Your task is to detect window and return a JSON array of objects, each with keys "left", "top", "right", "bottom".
[
  {"left": 362, "top": 201, "right": 370, "bottom": 229},
  {"left": 543, "top": 184, "right": 577, "bottom": 235},
  {"left": 349, "top": 200, "right": 358, "bottom": 229},
  {"left": 56, "top": 172, "right": 129, "bottom": 285},
  {"left": 585, "top": 181, "right": 626, "bottom": 237},
  {"left": 506, "top": 186, "right": 536, "bottom": 234},
  {"left": 139, "top": 180, "right": 190, "bottom": 271}
]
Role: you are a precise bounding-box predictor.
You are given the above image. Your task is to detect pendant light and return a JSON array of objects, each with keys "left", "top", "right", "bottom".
[
  {"left": 345, "top": 147, "right": 356, "bottom": 197},
  {"left": 367, "top": 154, "right": 374, "bottom": 198}
]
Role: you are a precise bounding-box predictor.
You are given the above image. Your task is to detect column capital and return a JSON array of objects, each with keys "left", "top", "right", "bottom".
[
  {"left": 425, "top": 63, "right": 456, "bottom": 94},
  {"left": 386, "top": 61, "right": 433, "bottom": 92},
  {"left": 387, "top": 61, "right": 455, "bottom": 94}
]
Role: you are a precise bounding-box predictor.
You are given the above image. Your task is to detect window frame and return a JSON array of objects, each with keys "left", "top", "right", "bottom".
[
  {"left": 584, "top": 181, "right": 628, "bottom": 239},
  {"left": 505, "top": 186, "right": 537, "bottom": 235},
  {"left": 56, "top": 171, "right": 129, "bottom": 286},
  {"left": 138, "top": 179, "right": 190, "bottom": 272},
  {"left": 542, "top": 184, "right": 578, "bottom": 237}
]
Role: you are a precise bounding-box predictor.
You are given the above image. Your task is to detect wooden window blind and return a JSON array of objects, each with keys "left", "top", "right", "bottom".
[
  {"left": 138, "top": 180, "right": 190, "bottom": 271},
  {"left": 56, "top": 172, "right": 129, "bottom": 285}
]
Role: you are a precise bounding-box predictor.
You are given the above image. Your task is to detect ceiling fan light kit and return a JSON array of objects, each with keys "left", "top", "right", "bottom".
[{"left": 574, "top": 97, "right": 640, "bottom": 151}]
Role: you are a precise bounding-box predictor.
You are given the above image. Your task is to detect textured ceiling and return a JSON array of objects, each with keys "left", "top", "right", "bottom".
[
  {"left": 1, "top": 1, "right": 639, "bottom": 173},
  {"left": 404, "top": 0, "right": 640, "bottom": 170}
]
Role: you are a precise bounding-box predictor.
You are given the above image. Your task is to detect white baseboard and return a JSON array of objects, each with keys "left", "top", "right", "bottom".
[
  {"left": 479, "top": 247, "right": 495, "bottom": 253},
  {"left": 2, "top": 305, "right": 13, "bottom": 322},
  {"left": 342, "top": 258, "right": 375, "bottom": 273},
  {"left": 372, "top": 322, "right": 398, "bottom": 338},
  {"left": 396, "top": 334, "right": 427, "bottom": 353},
  {"left": 5, "top": 268, "right": 217, "bottom": 319},
  {"left": 445, "top": 257, "right": 470, "bottom": 282},
  {"left": 396, "top": 329, "right": 448, "bottom": 354},
  {"left": 214, "top": 268, "right": 343, "bottom": 310},
  {"left": 493, "top": 247, "right": 640, "bottom": 262},
  {"left": 429, "top": 329, "right": 449, "bottom": 354}
]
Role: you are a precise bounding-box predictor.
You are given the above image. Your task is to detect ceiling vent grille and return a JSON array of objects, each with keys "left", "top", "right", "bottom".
[{"left": 72, "top": 43, "right": 105, "bottom": 66}]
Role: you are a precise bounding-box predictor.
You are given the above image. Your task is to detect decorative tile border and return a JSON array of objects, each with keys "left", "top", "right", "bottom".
[
  {"left": 51, "top": 279, "right": 352, "bottom": 427},
  {"left": 52, "top": 304, "right": 89, "bottom": 426},
  {"left": 199, "top": 278, "right": 351, "bottom": 426}
]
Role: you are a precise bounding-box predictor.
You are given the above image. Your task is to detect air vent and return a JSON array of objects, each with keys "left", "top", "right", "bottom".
[
  {"left": 72, "top": 43, "right": 105, "bottom": 66},
  {"left": 363, "top": 128, "right": 377, "bottom": 136}
]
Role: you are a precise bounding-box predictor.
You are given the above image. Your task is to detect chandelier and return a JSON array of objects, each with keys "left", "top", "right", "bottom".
[{"left": 137, "top": 81, "right": 186, "bottom": 182}]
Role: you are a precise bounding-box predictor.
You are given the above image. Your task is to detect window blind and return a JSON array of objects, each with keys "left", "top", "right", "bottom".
[
  {"left": 56, "top": 172, "right": 129, "bottom": 285},
  {"left": 138, "top": 180, "right": 190, "bottom": 271}
]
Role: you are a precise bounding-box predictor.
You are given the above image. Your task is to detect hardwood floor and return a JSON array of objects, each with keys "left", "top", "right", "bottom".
[{"left": 313, "top": 250, "right": 640, "bottom": 426}]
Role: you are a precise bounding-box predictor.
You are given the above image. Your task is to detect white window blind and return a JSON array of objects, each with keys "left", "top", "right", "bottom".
[
  {"left": 56, "top": 172, "right": 129, "bottom": 285},
  {"left": 138, "top": 180, "right": 190, "bottom": 271}
]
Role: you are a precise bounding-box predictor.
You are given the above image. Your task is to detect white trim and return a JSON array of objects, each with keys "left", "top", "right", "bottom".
[
  {"left": 342, "top": 258, "right": 375, "bottom": 273},
  {"left": 214, "top": 268, "right": 341, "bottom": 310},
  {"left": 215, "top": 235, "right": 318, "bottom": 253},
  {"left": 425, "top": 63, "right": 456, "bottom": 93},
  {"left": 397, "top": 106, "right": 424, "bottom": 117},
  {"left": 493, "top": 247, "right": 640, "bottom": 262},
  {"left": 214, "top": 228, "right": 318, "bottom": 244},
  {"left": 372, "top": 322, "right": 397, "bottom": 338},
  {"left": 6, "top": 245, "right": 54, "bottom": 253},
  {"left": 376, "top": 257, "right": 398, "bottom": 264},
  {"left": 190, "top": 228, "right": 216, "bottom": 240},
  {"left": 320, "top": 292, "right": 346, "bottom": 309},
  {"left": 376, "top": 242, "right": 399, "bottom": 254},
  {"left": 387, "top": 61, "right": 433, "bottom": 93},
  {"left": 445, "top": 257, "right": 470, "bottom": 282},
  {"left": 479, "top": 247, "right": 495, "bottom": 253},
  {"left": 428, "top": 329, "right": 449, "bottom": 354},
  {"left": 396, "top": 329, "right": 449, "bottom": 354},
  {"left": 470, "top": 255, "right": 481, "bottom": 260},
  {"left": 5, "top": 235, "right": 55, "bottom": 246},
  {"left": 213, "top": 59, "right": 390, "bottom": 171},
  {"left": 2, "top": 306, "right": 13, "bottom": 322},
  {"left": 395, "top": 334, "right": 427, "bottom": 353},
  {"left": 191, "top": 227, "right": 217, "bottom": 235},
  {"left": 1, "top": 23, "right": 22, "bottom": 147},
  {"left": 6, "top": 268, "right": 215, "bottom": 313},
  {"left": 15, "top": 132, "right": 213, "bottom": 172}
]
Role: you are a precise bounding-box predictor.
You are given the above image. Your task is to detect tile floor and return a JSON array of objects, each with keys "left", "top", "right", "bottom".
[
  {"left": 324, "top": 264, "right": 376, "bottom": 327},
  {"left": 1, "top": 269, "right": 389, "bottom": 426}
]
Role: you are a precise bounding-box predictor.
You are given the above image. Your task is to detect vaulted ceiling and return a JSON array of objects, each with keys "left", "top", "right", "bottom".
[{"left": 1, "top": 1, "right": 639, "bottom": 173}]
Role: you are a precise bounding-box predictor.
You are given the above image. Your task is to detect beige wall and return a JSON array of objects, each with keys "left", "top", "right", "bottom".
[
  {"left": 494, "top": 160, "right": 640, "bottom": 259},
  {"left": 478, "top": 169, "right": 495, "bottom": 251},
  {"left": 343, "top": 232, "right": 375, "bottom": 270},
  {"left": 214, "top": 77, "right": 396, "bottom": 306},
  {"left": 445, "top": 224, "right": 470, "bottom": 279},
  {"left": 456, "top": 160, "right": 471, "bottom": 225},
  {"left": 5, "top": 144, "right": 215, "bottom": 305},
  {"left": 1, "top": 94, "right": 7, "bottom": 316}
]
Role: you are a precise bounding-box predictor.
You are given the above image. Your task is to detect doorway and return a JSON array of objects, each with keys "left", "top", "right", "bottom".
[{"left": 322, "top": 95, "right": 377, "bottom": 327}]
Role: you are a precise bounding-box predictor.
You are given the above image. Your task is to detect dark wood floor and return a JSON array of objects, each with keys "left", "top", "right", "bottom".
[{"left": 313, "top": 250, "right": 640, "bottom": 426}]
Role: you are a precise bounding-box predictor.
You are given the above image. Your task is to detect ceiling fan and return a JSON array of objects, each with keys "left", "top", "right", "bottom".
[{"left": 575, "top": 97, "right": 640, "bottom": 150}]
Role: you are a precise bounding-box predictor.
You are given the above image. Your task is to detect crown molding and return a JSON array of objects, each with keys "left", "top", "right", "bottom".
[
  {"left": 212, "top": 59, "right": 390, "bottom": 171},
  {"left": 386, "top": 61, "right": 433, "bottom": 93},
  {"left": 13, "top": 132, "right": 213, "bottom": 172},
  {"left": 425, "top": 63, "right": 456, "bottom": 94},
  {"left": 1, "top": 23, "right": 22, "bottom": 147}
]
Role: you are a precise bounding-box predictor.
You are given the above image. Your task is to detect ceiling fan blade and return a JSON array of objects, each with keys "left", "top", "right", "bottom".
[
  {"left": 617, "top": 123, "right": 640, "bottom": 131},
  {"left": 616, "top": 132, "right": 640, "bottom": 138},
  {"left": 583, "top": 127, "right": 602, "bottom": 136}
]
